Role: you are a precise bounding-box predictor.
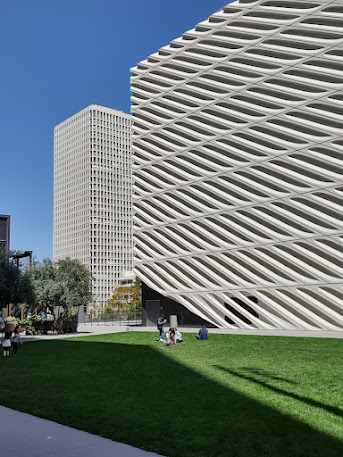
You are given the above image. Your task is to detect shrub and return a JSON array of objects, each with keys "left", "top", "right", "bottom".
[
  {"left": 17, "top": 318, "right": 36, "bottom": 335},
  {"left": 4, "top": 316, "right": 18, "bottom": 327}
]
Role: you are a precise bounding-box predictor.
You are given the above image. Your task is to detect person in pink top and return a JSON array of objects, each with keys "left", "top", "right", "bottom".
[{"left": 163, "top": 328, "right": 177, "bottom": 346}]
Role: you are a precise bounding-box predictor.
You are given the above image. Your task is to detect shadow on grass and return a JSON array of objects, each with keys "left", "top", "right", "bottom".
[
  {"left": 238, "top": 367, "right": 297, "bottom": 384},
  {"left": 215, "top": 365, "right": 343, "bottom": 419},
  {"left": 1, "top": 338, "right": 343, "bottom": 457}
]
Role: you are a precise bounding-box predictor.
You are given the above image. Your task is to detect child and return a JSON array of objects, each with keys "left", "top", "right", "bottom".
[
  {"left": 11, "top": 327, "right": 22, "bottom": 356},
  {"left": 2, "top": 331, "right": 12, "bottom": 357}
]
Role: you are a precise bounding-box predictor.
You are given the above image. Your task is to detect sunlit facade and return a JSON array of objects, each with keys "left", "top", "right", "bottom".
[
  {"left": 54, "top": 105, "right": 132, "bottom": 307},
  {"left": 131, "top": 0, "right": 343, "bottom": 330}
]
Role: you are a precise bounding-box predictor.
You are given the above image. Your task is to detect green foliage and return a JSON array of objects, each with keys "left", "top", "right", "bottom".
[
  {"left": 28, "top": 259, "right": 64, "bottom": 312},
  {"left": 55, "top": 258, "right": 92, "bottom": 308},
  {"left": 28, "top": 258, "right": 92, "bottom": 332},
  {"left": 63, "top": 308, "right": 78, "bottom": 322},
  {"left": 131, "top": 278, "right": 142, "bottom": 310},
  {"left": 107, "top": 278, "right": 142, "bottom": 314},
  {"left": 4, "top": 316, "right": 18, "bottom": 326},
  {"left": 0, "top": 259, "right": 35, "bottom": 308},
  {"left": 30, "top": 315, "right": 44, "bottom": 333},
  {"left": 98, "top": 307, "right": 116, "bottom": 321},
  {"left": 29, "top": 257, "right": 92, "bottom": 313},
  {"left": 17, "top": 318, "right": 35, "bottom": 335}
]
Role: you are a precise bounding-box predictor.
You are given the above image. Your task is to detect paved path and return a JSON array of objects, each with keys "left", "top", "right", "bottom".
[
  {"left": 22, "top": 324, "right": 343, "bottom": 342},
  {"left": 0, "top": 406, "right": 165, "bottom": 457}
]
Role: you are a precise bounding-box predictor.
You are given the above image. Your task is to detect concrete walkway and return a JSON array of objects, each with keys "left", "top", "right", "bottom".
[
  {"left": 0, "top": 406, "right": 165, "bottom": 457},
  {"left": 22, "top": 324, "right": 343, "bottom": 342}
]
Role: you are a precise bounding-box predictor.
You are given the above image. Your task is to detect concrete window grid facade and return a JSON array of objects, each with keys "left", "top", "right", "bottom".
[
  {"left": 54, "top": 105, "right": 132, "bottom": 307},
  {"left": 131, "top": 0, "right": 343, "bottom": 330}
]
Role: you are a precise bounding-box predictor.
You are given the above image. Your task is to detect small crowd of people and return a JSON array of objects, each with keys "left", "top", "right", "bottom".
[
  {"left": 2, "top": 327, "right": 22, "bottom": 357},
  {"left": 157, "top": 315, "right": 209, "bottom": 345}
]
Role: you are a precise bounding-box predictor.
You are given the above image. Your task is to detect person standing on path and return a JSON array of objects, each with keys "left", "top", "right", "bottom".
[
  {"left": 11, "top": 327, "right": 22, "bottom": 356},
  {"left": 157, "top": 314, "right": 167, "bottom": 341}
]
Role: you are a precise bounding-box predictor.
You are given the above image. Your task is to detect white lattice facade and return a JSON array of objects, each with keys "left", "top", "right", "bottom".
[
  {"left": 131, "top": 0, "right": 343, "bottom": 330},
  {"left": 54, "top": 105, "right": 132, "bottom": 307}
]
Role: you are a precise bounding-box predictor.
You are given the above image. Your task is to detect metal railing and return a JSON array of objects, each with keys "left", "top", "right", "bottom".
[{"left": 79, "top": 309, "right": 142, "bottom": 326}]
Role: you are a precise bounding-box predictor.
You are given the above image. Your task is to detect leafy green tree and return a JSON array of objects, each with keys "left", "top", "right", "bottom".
[
  {"left": 0, "top": 258, "right": 35, "bottom": 309},
  {"left": 131, "top": 278, "right": 142, "bottom": 309},
  {"left": 28, "top": 259, "right": 64, "bottom": 314},
  {"left": 29, "top": 258, "right": 92, "bottom": 332},
  {"left": 56, "top": 258, "right": 93, "bottom": 310}
]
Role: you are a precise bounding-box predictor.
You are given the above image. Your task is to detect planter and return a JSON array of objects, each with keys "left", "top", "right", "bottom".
[
  {"left": 62, "top": 321, "right": 73, "bottom": 333},
  {"left": 32, "top": 320, "right": 43, "bottom": 333},
  {"left": 18, "top": 324, "right": 27, "bottom": 332},
  {"left": 43, "top": 321, "right": 54, "bottom": 334},
  {"left": 4, "top": 324, "right": 15, "bottom": 332}
]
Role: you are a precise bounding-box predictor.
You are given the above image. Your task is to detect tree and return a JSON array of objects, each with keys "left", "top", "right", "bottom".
[
  {"left": 108, "top": 286, "right": 133, "bottom": 312},
  {"left": 0, "top": 258, "right": 35, "bottom": 309},
  {"left": 107, "top": 278, "right": 142, "bottom": 315},
  {"left": 55, "top": 258, "right": 93, "bottom": 311},
  {"left": 28, "top": 258, "right": 64, "bottom": 314},
  {"left": 28, "top": 258, "right": 92, "bottom": 331},
  {"left": 131, "top": 278, "right": 142, "bottom": 310}
]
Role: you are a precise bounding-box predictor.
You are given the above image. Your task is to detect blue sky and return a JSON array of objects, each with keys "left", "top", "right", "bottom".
[{"left": 0, "top": 0, "right": 229, "bottom": 260}]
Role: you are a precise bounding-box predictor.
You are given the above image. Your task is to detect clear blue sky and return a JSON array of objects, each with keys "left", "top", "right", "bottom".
[{"left": 0, "top": 0, "right": 229, "bottom": 260}]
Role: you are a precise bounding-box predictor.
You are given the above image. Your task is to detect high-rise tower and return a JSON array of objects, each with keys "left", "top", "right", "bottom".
[
  {"left": 131, "top": 0, "right": 343, "bottom": 330},
  {"left": 54, "top": 105, "right": 132, "bottom": 307}
]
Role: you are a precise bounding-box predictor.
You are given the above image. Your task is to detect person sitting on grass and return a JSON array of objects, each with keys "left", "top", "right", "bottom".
[
  {"left": 163, "top": 328, "right": 177, "bottom": 346},
  {"left": 196, "top": 325, "right": 209, "bottom": 340},
  {"left": 175, "top": 328, "right": 184, "bottom": 343},
  {"left": 2, "top": 331, "right": 12, "bottom": 357}
]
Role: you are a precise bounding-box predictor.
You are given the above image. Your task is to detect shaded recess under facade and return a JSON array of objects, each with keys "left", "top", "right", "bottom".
[
  {"left": 131, "top": 0, "right": 343, "bottom": 330},
  {"left": 142, "top": 282, "right": 215, "bottom": 327}
]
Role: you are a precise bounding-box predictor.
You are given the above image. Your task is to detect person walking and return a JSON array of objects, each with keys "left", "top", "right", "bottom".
[
  {"left": 157, "top": 314, "right": 167, "bottom": 341},
  {"left": 11, "top": 327, "right": 22, "bottom": 356}
]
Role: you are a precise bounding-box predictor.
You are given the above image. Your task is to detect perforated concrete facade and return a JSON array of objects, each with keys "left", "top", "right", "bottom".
[
  {"left": 131, "top": 0, "right": 343, "bottom": 330},
  {"left": 54, "top": 105, "right": 132, "bottom": 307}
]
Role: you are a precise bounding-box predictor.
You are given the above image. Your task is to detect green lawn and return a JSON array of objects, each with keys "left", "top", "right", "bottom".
[{"left": 1, "top": 332, "right": 343, "bottom": 457}]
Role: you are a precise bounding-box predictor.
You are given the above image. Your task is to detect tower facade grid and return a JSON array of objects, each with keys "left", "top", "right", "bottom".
[
  {"left": 54, "top": 105, "right": 132, "bottom": 307},
  {"left": 131, "top": 0, "right": 343, "bottom": 330}
]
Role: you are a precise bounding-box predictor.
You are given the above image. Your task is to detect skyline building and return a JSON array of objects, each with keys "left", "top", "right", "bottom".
[
  {"left": 131, "top": 0, "right": 343, "bottom": 330},
  {"left": 54, "top": 105, "right": 132, "bottom": 307},
  {"left": 0, "top": 214, "right": 10, "bottom": 258}
]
